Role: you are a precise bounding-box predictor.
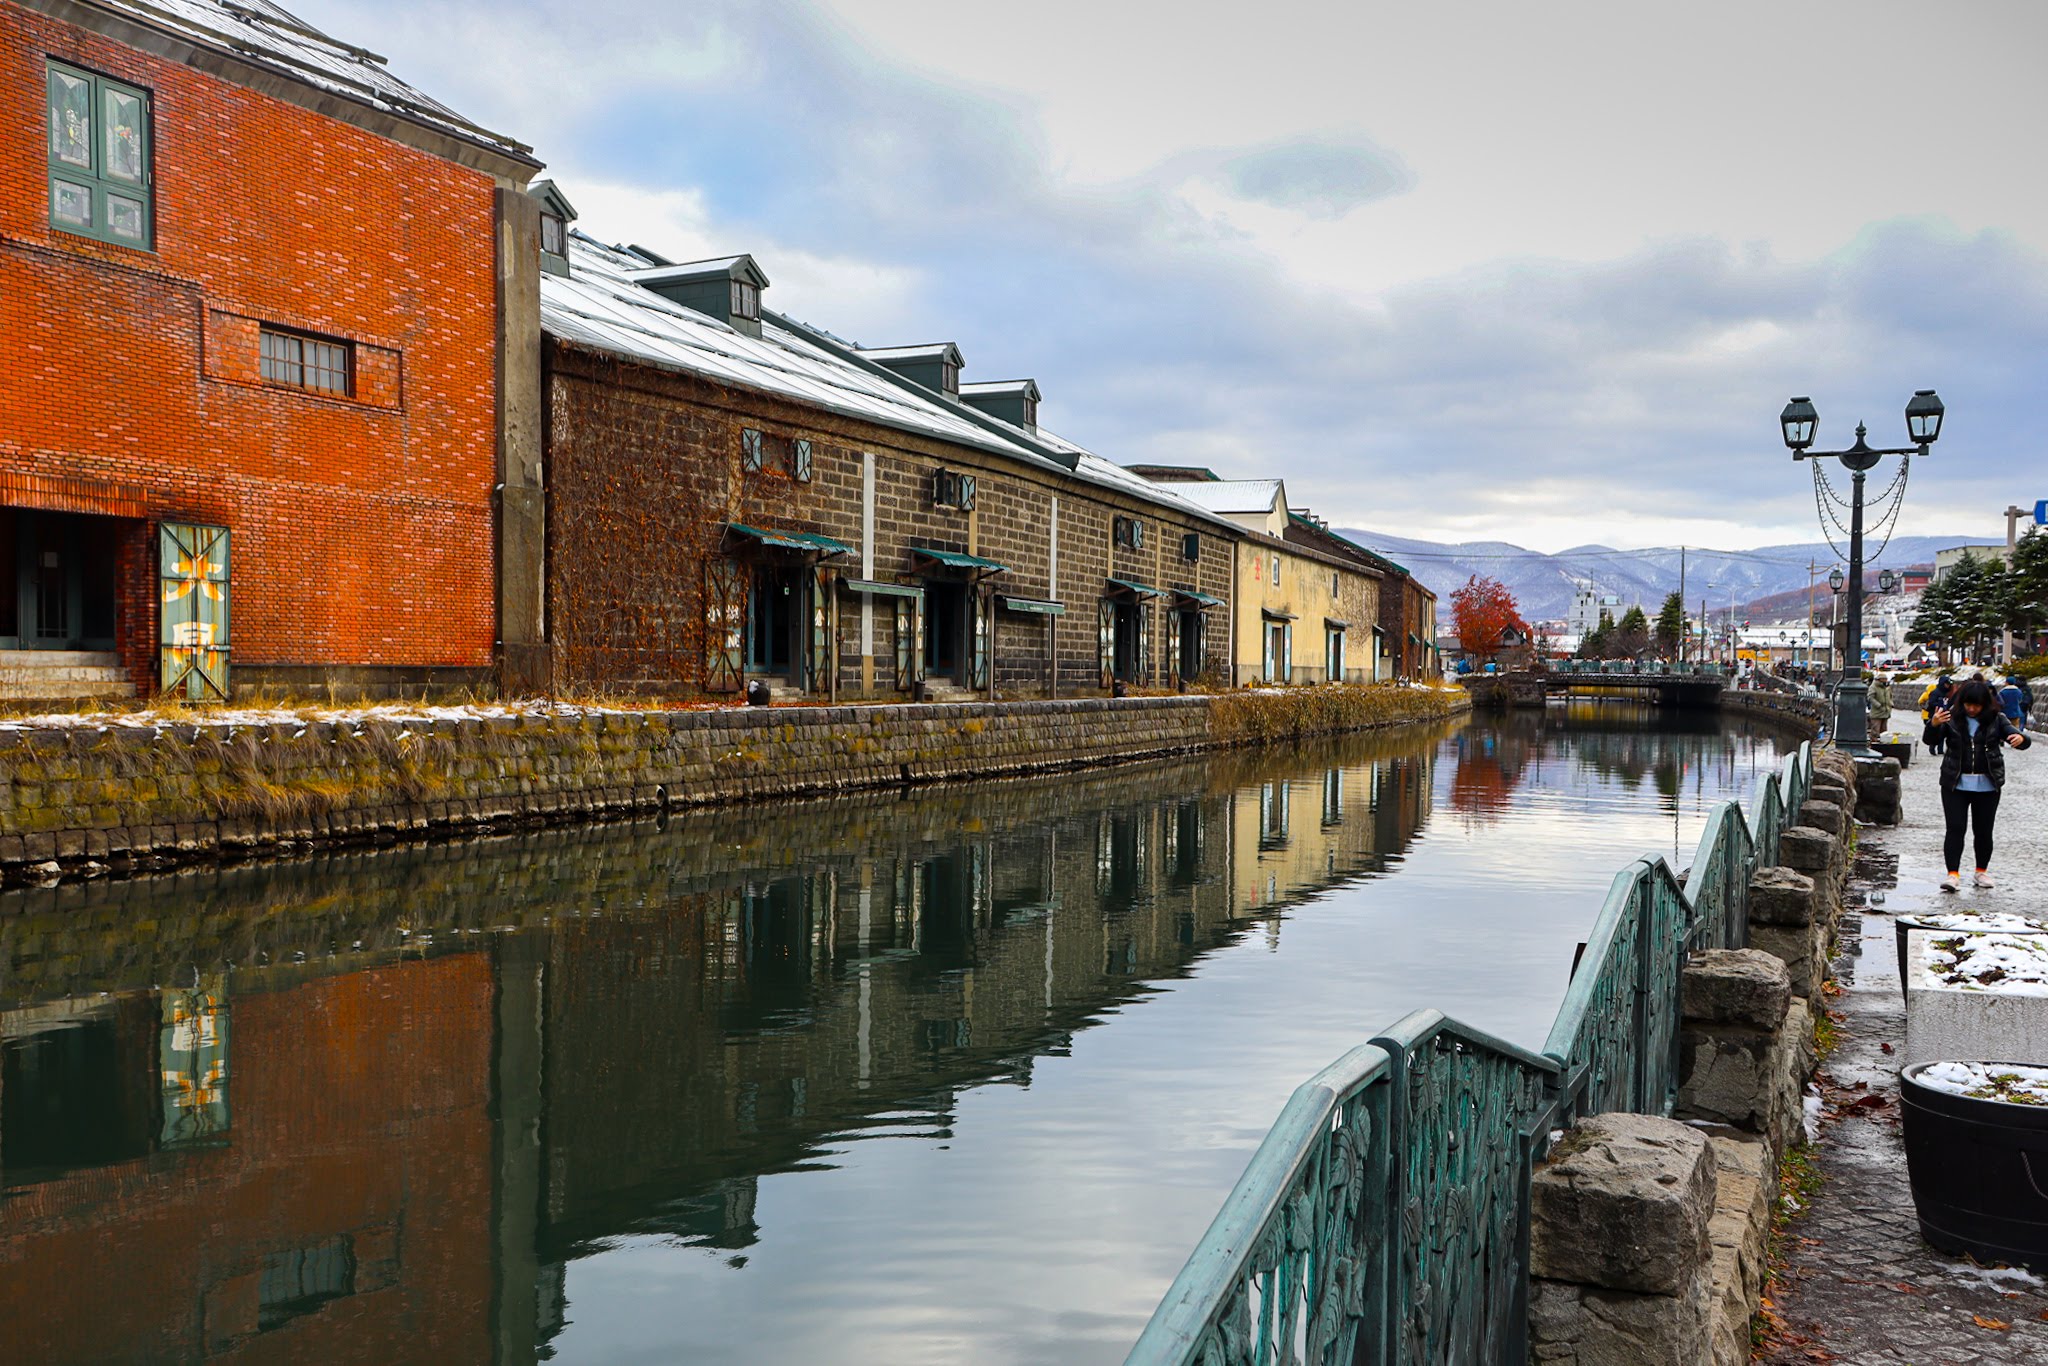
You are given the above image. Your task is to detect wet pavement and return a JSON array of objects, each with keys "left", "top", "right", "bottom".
[{"left": 1760, "top": 717, "right": 2048, "bottom": 1364}]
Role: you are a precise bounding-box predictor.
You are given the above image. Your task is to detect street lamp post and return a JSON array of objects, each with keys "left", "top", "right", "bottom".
[{"left": 1779, "top": 389, "right": 1944, "bottom": 756}]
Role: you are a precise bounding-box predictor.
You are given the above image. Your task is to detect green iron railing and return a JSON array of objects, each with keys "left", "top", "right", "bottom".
[{"left": 1127, "top": 742, "right": 1814, "bottom": 1366}]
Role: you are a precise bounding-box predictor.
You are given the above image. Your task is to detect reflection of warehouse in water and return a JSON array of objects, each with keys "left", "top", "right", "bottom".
[{"left": 0, "top": 731, "right": 1438, "bottom": 1363}]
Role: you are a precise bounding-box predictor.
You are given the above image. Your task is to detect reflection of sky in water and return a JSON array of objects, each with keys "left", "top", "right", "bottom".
[{"left": 554, "top": 705, "right": 1788, "bottom": 1366}]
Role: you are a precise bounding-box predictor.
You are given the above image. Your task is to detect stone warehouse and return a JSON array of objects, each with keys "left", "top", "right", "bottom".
[
  {"left": 0, "top": 0, "right": 544, "bottom": 703},
  {"left": 537, "top": 220, "right": 1247, "bottom": 701}
]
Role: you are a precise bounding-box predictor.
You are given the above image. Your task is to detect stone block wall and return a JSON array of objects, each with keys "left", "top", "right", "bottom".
[{"left": 0, "top": 686, "right": 1466, "bottom": 879}]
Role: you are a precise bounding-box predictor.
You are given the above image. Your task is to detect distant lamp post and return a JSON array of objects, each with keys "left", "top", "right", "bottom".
[
  {"left": 1780, "top": 389, "right": 1943, "bottom": 755},
  {"left": 1878, "top": 568, "right": 1899, "bottom": 594},
  {"left": 1828, "top": 568, "right": 1845, "bottom": 675},
  {"left": 1828, "top": 566, "right": 1845, "bottom": 593}
]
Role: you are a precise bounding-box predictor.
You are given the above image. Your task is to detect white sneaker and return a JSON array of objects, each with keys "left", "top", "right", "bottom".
[
  {"left": 1941, "top": 872, "right": 1961, "bottom": 893},
  {"left": 1975, "top": 870, "right": 1995, "bottom": 889}
]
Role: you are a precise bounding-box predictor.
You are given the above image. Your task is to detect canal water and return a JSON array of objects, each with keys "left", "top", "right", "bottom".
[{"left": 0, "top": 705, "right": 1792, "bottom": 1366}]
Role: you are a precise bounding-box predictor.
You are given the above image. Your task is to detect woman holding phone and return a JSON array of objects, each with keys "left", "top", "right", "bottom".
[{"left": 1925, "top": 676, "right": 2032, "bottom": 891}]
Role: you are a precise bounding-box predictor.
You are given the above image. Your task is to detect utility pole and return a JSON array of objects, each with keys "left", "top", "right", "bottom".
[
  {"left": 1805, "top": 559, "right": 1819, "bottom": 671},
  {"left": 2007, "top": 505, "right": 2025, "bottom": 665},
  {"left": 1676, "top": 546, "right": 1687, "bottom": 662}
]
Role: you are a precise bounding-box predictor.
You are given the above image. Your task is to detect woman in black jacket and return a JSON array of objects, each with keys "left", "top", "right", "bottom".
[{"left": 1925, "top": 676, "right": 2032, "bottom": 891}]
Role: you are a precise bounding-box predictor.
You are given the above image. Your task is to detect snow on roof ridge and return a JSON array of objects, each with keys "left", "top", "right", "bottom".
[{"left": 94, "top": 0, "right": 535, "bottom": 160}]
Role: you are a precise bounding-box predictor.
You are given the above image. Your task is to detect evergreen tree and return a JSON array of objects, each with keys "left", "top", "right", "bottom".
[
  {"left": 1947, "top": 552, "right": 2008, "bottom": 661},
  {"left": 1654, "top": 591, "right": 1685, "bottom": 656},
  {"left": 1907, "top": 567, "right": 1963, "bottom": 660},
  {"left": 1611, "top": 604, "right": 1650, "bottom": 660},
  {"left": 2006, "top": 527, "right": 2048, "bottom": 644}
]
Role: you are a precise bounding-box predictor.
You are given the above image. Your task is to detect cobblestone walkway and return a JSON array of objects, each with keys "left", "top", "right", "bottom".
[{"left": 1760, "top": 720, "right": 2048, "bottom": 1364}]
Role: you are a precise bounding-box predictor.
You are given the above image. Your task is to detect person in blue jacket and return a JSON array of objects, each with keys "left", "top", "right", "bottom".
[
  {"left": 1926, "top": 676, "right": 2032, "bottom": 892},
  {"left": 2000, "top": 675, "right": 2028, "bottom": 726}
]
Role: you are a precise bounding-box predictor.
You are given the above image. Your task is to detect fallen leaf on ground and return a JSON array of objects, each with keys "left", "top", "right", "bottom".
[
  {"left": 1974, "top": 1314, "right": 2011, "bottom": 1331},
  {"left": 1881, "top": 1042, "right": 1895, "bottom": 1054}
]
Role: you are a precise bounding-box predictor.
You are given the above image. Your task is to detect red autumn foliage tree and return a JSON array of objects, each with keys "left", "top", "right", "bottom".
[{"left": 1450, "top": 574, "right": 1530, "bottom": 661}]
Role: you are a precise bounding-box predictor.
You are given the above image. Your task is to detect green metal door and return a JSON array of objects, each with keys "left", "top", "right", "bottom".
[
  {"left": 1166, "top": 609, "right": 1181, "bottom": 683},
  {"left": 808, "top": 565, "right": 834, "bottom": 693},
  {"left": 703, "top": 557, "right": 744, "bottom": 693},
  {"left": 1136, "top": 603, "right": 1151, "bottom": 684},
  {"left": 970, "top": 590, "right": 989, "bottom": 691},
  {"left": 1098, "top": 599, "right": 1115, "bottom": 690},
  {"left": 158, "top": 522, "right": 229, "bottom": 699}
]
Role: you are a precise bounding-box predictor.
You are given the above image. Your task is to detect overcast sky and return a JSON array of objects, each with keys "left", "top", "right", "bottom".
[{"left": 306, "top": 0, "right": 2048, "bottom": 553}]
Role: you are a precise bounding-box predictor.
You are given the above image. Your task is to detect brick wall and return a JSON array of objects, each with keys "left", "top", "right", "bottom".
[
  {"left": 0, "top": 685, "right": 1467, "bottom": 874},
  {"left": 544, "top": 342, "right": 1236, "bottom": 699},
  {"left": 0, "top": 6, "right": 504, "bottom": 691}
]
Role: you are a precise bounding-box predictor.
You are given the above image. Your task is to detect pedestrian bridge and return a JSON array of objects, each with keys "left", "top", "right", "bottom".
[{"left": 1464, "top": 662, "right": 1730, "bottom": 708}]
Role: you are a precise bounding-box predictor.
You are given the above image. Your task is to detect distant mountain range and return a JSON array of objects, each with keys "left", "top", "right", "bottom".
[{"left": 1334, "top": 530, "right": 1972, "bottom": 623}]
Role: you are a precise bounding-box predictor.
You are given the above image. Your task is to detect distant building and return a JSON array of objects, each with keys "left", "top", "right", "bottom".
[
  {"left": 1566, "top": 585, "right": 1622, "bottom": 637},
  {"left": 1934, "top": 545, "right": 2012, "bottom": 580},
  {"left": 1135, "top": 478, "right": 1383, "bottom": 685}
]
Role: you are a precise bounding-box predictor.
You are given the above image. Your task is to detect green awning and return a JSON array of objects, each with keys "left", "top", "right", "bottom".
[
  {"left": 1174, "top": 588, "right": 1224, "bottom": 610},
  {"left": 913, "top": 546, "right": 1010, "bottom": 573},
  {"left": 843, "top": 578, "right": 924, "bottom": 601},
  {"left": 724, "top": 522, "right": 853, "bottom": 556},
  {"left": 996, "top": 595, "right": 1066, "bottom": 616},
  {"left": 1106, "top": 576, "right": 1161, "bottom": 599},
  {"left": 1262, "top": 607, "right": 1297, "bottom": 623}
]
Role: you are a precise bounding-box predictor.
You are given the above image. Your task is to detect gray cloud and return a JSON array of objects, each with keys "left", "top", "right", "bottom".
[
  {"left": 298, "top": 0, "right": 2048, "bottom": 548},
  {"left": 1213, "top": 138, "right": 1413, "bottom": 218}
]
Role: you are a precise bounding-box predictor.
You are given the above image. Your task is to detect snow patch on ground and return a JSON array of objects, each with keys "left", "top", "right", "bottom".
[
  {"left": 1802, "top": 1084, "right": 1825, "bottom": 1143},
  {"left": 0, "top": 701, "right": 632, "bottom": 732},
  {"left": 1921, "top": 933, "right": 2048, "bottom": 996}
]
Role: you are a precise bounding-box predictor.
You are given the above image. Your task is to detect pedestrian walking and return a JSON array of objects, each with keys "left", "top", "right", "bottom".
[
  {"left": 1868, "top": 672, "right": 1893, "bottom": 739},
  {"left": 1925, "top": 676, "right": 2033, "bottom": 892},
  {"left": 1920, "top": 673, "right": 1954, "bottom": 756},
  {"left": 2000, "top": 675, "right": 2028, "bottom": 727}
]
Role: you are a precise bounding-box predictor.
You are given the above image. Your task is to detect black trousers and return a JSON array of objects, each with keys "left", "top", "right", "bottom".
[{"left": 1941, "top": 787, "right": 2001, "bottom": 873}]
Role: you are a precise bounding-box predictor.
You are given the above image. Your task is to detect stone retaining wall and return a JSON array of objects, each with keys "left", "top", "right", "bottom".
[
  {"left": 1716, "top": 688, "right": 1827, "bottom": 736},
  {"left": 0, "top": 686, "right": 1466, "bottom": 881}
]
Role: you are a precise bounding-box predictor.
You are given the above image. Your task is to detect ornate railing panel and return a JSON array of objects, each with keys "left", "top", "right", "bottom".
[
  {"left": 1131, "top": 1044, "right": 1398, "bottom": 1366},
  {"left": 1129, "top": 742, "right": 1815, "bottom": 1366},
  {"left": 1684, "top": 803, "right": 1756, "bottom": 951},
  {"left": 1369, "top": 1013, "right": 1556, "bottom": 1365}
]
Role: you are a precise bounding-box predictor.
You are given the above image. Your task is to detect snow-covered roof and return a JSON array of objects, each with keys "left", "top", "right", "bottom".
[
  {"left": 960, "top": 379, "right": 1040, "bottom": 399},
  {"left": 545, "top": 236, "right": 1035, "bottom": 461},
  {"left": 632, "top": 255, "right": 767, "bottom": 287},
  {"left": 860, "top": 343, "right": 965, "bottom": 365},
  {"left": 540, "top": 234, "right": 1244, "bottom": 534},
  {"left": 92, "top": 0, "right": 535, "bottom": 163},
  {"left": 1164, "top": 479, "right": 1287, "bottom": 514}
]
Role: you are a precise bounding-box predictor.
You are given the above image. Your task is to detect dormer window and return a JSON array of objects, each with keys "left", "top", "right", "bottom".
[
  {"left": 1020, "top": 394, "right": 1037, "bottom": 427},
  {"left": 631, "top": 254, "right": 770, "bottom": 338},
  {"left": 939, "top": 359, "right": 959, "bottom": 396},
  {"left": 528, "top": 179, "right": 578, "bottom": 279}
]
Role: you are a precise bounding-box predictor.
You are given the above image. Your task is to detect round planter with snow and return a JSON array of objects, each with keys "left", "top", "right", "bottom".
[{"left": 1902, "top": 1061, "right": 2048, "bottom": 1271}]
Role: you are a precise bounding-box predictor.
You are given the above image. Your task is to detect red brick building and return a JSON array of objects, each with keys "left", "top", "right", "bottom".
[
  {"left": 539, "top": 228, "right": 1243, "bottom": 701},
  {"left": 0, "top": 1, "right": 545, "bottom": 702}
]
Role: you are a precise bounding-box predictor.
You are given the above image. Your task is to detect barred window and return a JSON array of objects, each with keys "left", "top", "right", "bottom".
[{"left": 259, "top": 327, "right": 353, "bottom": 397}]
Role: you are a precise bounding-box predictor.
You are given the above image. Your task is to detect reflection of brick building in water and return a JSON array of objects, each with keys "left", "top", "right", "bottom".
[
  {"left": 0, "top": 955, "right": 495, "bottom": 1365},
  {"left": 0, "top": 727, "right": 1447, "bottom": 1362}
]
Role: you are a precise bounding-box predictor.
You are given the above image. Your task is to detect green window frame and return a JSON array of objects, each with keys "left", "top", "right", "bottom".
[
  {"left": 47, "top": 60, "right": 153, "bottom": 248},
  {"left": 741, "top": 428, "right": 764, "bottom": 472}
]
